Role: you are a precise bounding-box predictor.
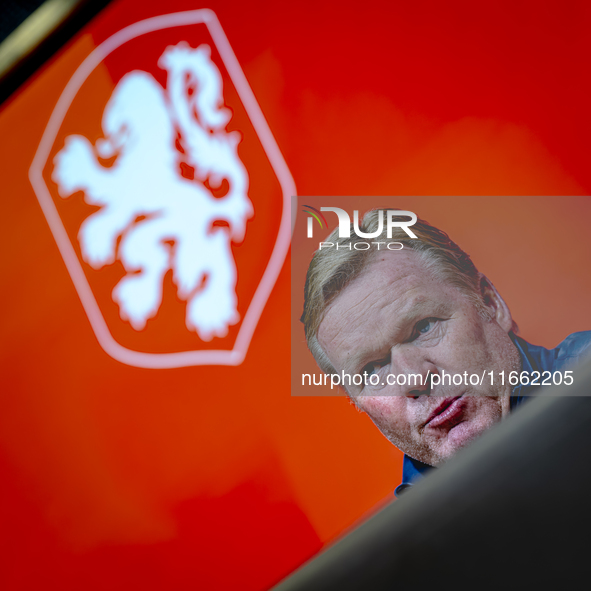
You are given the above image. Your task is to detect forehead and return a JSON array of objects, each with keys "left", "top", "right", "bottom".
[{"left": 317, "top": 249, "right": 456, "bottom": 363}]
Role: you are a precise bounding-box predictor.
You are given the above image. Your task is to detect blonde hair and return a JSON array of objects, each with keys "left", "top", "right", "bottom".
[{"left": 301, "top": 208, "right": 516, "bottom": 374}]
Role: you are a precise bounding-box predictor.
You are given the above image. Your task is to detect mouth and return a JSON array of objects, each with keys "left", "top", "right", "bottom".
[{"left": 425, "top": 396, "right": 464, "bottom": 430}]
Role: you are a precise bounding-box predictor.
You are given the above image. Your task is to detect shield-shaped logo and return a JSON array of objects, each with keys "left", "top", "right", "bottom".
[{"left": 30, "top": 10, "right": 294, "bottom": 368}]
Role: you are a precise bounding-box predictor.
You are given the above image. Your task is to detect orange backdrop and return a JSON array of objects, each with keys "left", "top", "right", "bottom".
[{"left": 1, "top": 1, "right": 590, "bottom": 590}]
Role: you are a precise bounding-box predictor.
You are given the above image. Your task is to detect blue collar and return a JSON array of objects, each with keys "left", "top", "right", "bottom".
[
  {"left": 509, "top": 333, "right": 557, "bottom": 403},
  {"left": 395, "top": 455, "right": 433, "bottom": 496}
]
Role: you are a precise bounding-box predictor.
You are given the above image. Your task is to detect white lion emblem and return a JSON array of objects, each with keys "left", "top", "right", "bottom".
[{"left": 51, "top": 42, "right": 253, "bottom": 341}]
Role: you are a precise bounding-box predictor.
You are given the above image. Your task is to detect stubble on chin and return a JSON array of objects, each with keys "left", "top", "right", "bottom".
[{"left": 397, "top": 394, "right": 512, "bottom": 467}]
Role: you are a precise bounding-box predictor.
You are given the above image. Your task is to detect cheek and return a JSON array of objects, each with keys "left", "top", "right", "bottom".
[
  {"left": 446, "top": 398, "right": 504, "bottom": 447},
  {"left": 446, "top": 317, "right": 502, "bottom": 370},
  {"left": 475, "top": 323, "right": 521, "bottom": 375},
  {"left": 356, "top": 397, "right": 411, "bottom": 440},
  {"left": 465, "top": 398, "right": 504, "bottom": 431},
  {"left": 453, "top": 316, "right": 487, "bottom": 351}
]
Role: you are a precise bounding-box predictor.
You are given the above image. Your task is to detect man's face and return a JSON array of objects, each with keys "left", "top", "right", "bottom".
[{"left": 317, "top": 249, "right": 521, "bottom": 466}]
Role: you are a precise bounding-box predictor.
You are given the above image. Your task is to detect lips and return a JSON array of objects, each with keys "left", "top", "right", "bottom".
[{"left": 425, "top": 396, "right": 464, "bottom": 429}]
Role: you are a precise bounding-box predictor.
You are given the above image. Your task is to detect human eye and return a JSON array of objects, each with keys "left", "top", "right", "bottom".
[
  {"left": 358, "top": 356, "right": 390, "bottom": 392},
  {"left": 410, "top": 317, "right": 440, "bottom": 341},
  {"left": 361, "top": 355, "right": 390, "bottom": 377}
]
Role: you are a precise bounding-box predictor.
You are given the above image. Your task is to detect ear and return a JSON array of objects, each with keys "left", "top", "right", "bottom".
[{"left": 478, "top": 275, "right": 515, "bottom": 333}]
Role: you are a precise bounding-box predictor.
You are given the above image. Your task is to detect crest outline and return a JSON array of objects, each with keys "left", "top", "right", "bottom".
[{"left": 30, "top": 9, "right": 295, "bottom": 368}]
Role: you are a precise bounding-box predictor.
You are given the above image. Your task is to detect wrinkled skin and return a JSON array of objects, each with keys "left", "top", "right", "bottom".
[{"left": 318, "top": 249, "right": 521, "bottom": 466}]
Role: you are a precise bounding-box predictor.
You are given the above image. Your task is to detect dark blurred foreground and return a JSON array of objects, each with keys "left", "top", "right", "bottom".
[{"left": 274, "top": 358, "right": 591, "bottom": 590}]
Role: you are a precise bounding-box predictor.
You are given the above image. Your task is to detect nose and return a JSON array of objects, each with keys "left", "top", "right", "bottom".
[{"left": 390, "top": 345, "right": 438, "bottom": 398}]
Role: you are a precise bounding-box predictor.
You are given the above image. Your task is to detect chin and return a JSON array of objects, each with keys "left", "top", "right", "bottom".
[{"left": 440, "top": 420, "right": 492, "bottom": 460}]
